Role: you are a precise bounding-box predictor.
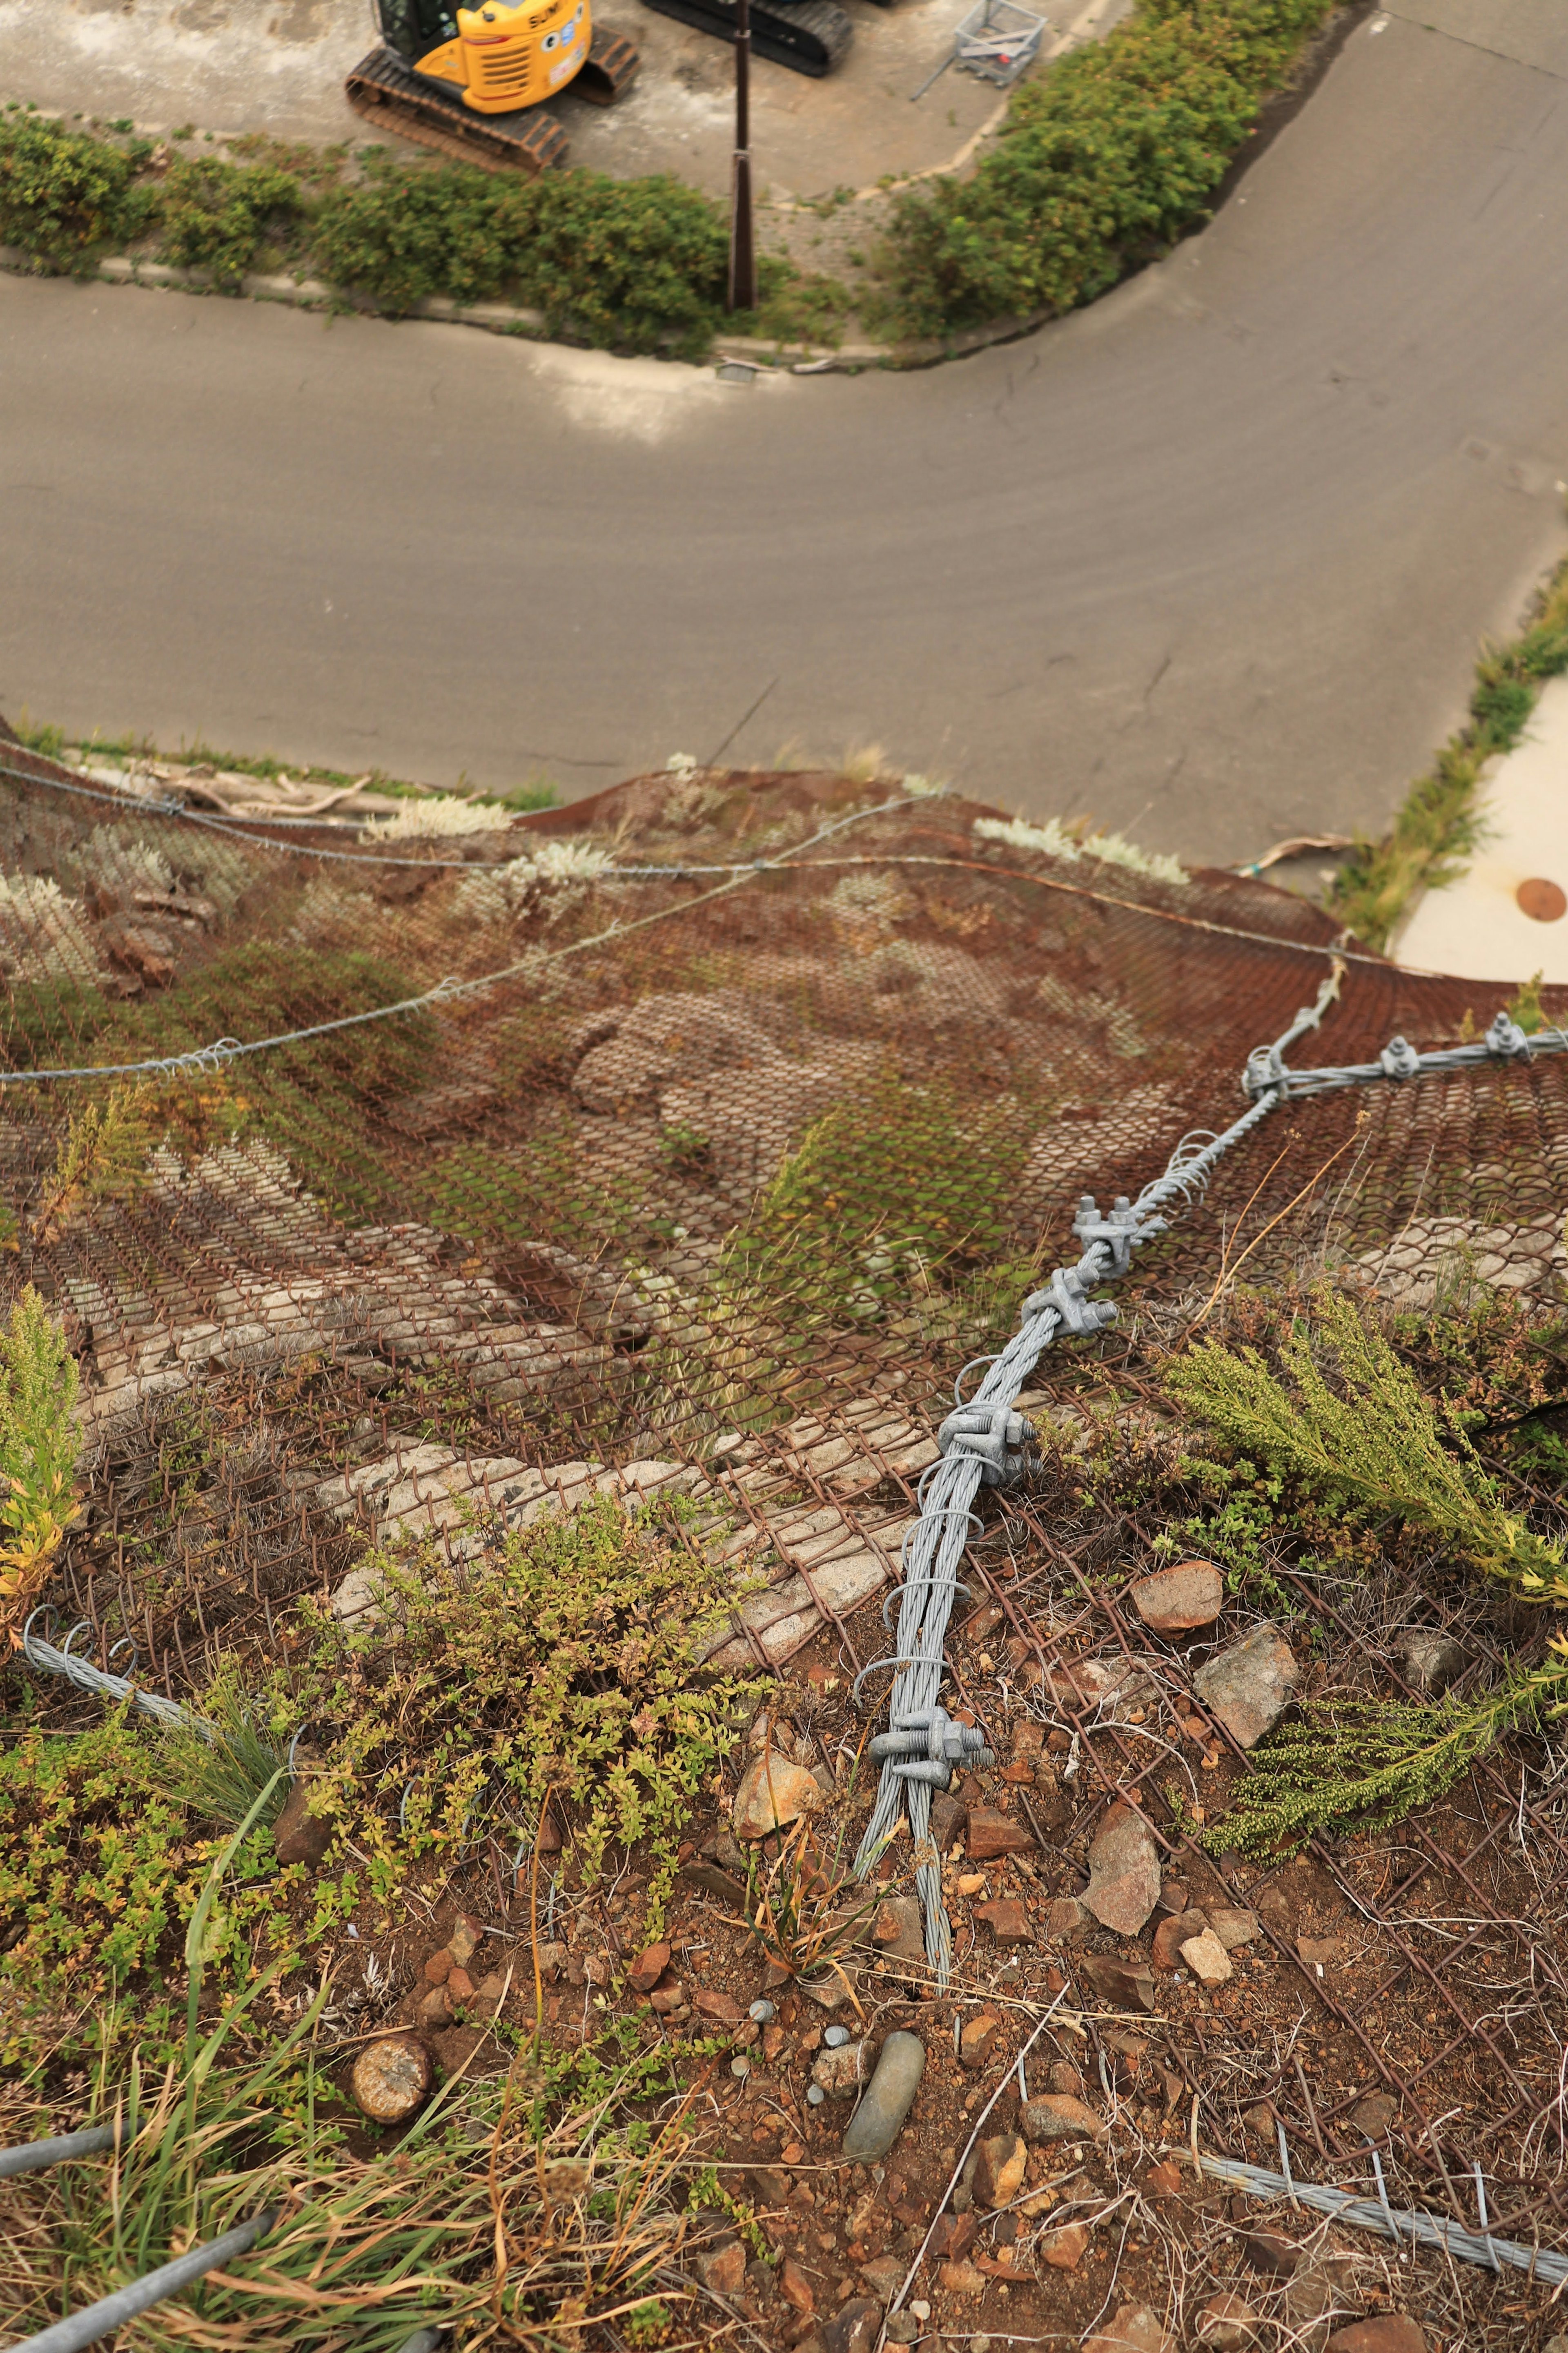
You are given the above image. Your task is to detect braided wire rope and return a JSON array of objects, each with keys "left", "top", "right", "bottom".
[{"left": 849, "top": 960, "right": 1541, "bottom": 1978}]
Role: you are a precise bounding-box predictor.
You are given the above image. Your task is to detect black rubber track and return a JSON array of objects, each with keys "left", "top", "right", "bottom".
[
  {"left": 637, "top": 0, "right": 851, "bottom": 76},
  {"left": 345, "top": 43, "right": 574, "bottom": 170}
]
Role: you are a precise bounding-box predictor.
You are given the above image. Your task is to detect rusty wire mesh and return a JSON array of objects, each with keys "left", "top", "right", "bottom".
[{"left": 4, "top": 725, "right": 1568, "bottom": 2324}]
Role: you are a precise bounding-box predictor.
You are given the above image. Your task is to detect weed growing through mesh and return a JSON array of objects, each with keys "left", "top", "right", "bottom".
[
  {"left": 291, "top": 1492, "right": 761, "bottom": 1931},
  {"left": 1165, "top": 1282, "right": 1568, "bottom": 1849},
  {"left": 0, "top": 1286, "right": 81, "bottom": 1635}
]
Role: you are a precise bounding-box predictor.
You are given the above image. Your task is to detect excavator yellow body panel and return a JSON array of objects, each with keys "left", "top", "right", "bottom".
[{"left": 414, "top": 0, "right": 592, "bottom": 110}]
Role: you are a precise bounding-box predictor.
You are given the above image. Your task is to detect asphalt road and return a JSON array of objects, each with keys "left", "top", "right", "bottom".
[{"left": 3, "top": 0, "right": 1567, "bottom": 866}]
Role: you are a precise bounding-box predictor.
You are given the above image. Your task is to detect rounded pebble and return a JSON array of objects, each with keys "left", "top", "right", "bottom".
[
  {"left": 748, "top": 1999, "right": 776, "bottom": 2023},
  {"left": 824, "top": 2024, "right": 851, "bottom": 2047},
  {"left": 730, "top": 2056, "right": 751, "bottom": 2078},
  {"left": 806, "top": 2084, "right": 826, "bottom": 2105}
]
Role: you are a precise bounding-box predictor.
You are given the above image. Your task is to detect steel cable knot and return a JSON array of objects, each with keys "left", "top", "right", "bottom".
[
  {"left": 1022, "top": 1263, "right": 1118, "bottom": 1338},
  {"left": 1071, "top": 1191, "right": 1169, "bottom": 1276},
  {"left": 868, "top": 1704, "right": 993, "bottom": 1788},
  {"left": 1378, "top": 1035, "right": 1422, "bottom": 1080},
  {"left": 937, "top": 1400, "right": 1033, "bottom": 1485},
  {"left": 1485, "top": 1009, "right": 1532, "bottom": 1060}
]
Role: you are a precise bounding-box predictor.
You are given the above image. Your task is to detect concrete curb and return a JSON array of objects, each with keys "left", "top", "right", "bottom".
[{"left": 0, "top": 241, "right": 1055, "bottom": 376}]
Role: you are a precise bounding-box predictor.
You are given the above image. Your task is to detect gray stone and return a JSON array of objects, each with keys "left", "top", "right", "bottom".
[
  {"left": 749, "top": 1998, "right": 776, "bottom": 2023},
  {"left": 1194, "top": 1624, "right": 1298, "bottom": 1750},
  {"left": 812, "top": 2039, "right": 871, "bottom": 2097},
  {"left": 1085, "top": 1802, "right": 1161, "bottom": 1935},
  {"left": 1206, "top": 1907, "right": 1261, "bottom": 1951},
  {"left": 824, "top": 2024, "right": 852, "bottom": 2047},
  {"left": 1396, "top": 1628, "right": 1466, "bottom": 1696},
  {"left": 842, "top": 2030, "right": 927, "bottom": 2161}
]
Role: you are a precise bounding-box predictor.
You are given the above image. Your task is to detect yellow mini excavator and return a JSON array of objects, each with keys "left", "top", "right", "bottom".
[{"left": 347, "top": 0, "right": 640, "bottom": 173}]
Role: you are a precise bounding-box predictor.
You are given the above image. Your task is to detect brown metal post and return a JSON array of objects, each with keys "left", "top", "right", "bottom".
[{"left": 728, "top": 0, "right": 757, "bottom": 311}]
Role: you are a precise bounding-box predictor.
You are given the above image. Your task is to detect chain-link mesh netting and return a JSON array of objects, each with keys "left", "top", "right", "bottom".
[{"left": 4, "top": 723, "right": 1566, "bottom": 1689}]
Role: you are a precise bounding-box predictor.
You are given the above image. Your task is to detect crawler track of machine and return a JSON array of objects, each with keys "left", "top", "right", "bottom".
[
  {"left": 638, "top": 0, "right": 851, "bottom": 76},
  {"left": 345, "top": 33, "right": 639, "bottom": 172}
]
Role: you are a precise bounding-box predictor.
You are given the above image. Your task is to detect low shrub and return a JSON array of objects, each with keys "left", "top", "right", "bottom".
[
  {"left": 313, "top": 152, "right": 730, "bottom": 355},
  {"left": 884, "top": 0, "right": 1336, "bottom": 334},
  {"left": 0, "top": 110, "right": 155, "bottom": 271},
  {"left": 157, "top": 154, "right": 306, "bottom": 290}
]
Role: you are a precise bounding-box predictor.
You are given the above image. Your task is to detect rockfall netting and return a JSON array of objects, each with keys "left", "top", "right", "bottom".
[{"left": 2, "top": 724, "right": 1566, "bottom": 1691}]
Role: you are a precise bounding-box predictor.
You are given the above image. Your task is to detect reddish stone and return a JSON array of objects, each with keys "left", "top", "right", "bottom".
[
  {"left": 447, "top": 1967, "right": 474, "bottom": 2002},
  {"left": 1144, "top": 2160, "right": 1185, "bottom": 2197},
  {"left": 959, "top": 2010, "right": 1004, "bottom": 2069},
  {"left": 1324, "top": 2324, "right": 1428, "bottom": 2353},
  {"left": 691, "top": 1986, "right": 745, "bottom": 2025},
  {"left": 780, "top": 2257, "right": 815, "bottom": 2316},
  {"left": 1040, "top": 2221, "right": 1089, "bottom": 2270},
  {"left": 930, "top": 2212, "right": 980, "bottom": 2260},
  {"left": 272, "top": 1781, "right": 333, "bottom": 1869},
  {"left": 973, "top": 1898, "right": 1031, "bottom": 1943},
  {"left": 1152, "top": 1910, "right": 1209, "bottom": 1970},
  {"left": 965, "top": 1807, "right": 1035, "bottom": 1860},
  {"left": 423, "top": 1949, "right": 454, "bottom": 1985},
  {"left": 1129, "top": 1560, "right": 1223, "bottom": 1634},
  {"left": 417, "top": 1983, "right": 455, "bottom": 2027},
  {"left": 626, "top": 1940, "right": 672, "bottom": 1993}
]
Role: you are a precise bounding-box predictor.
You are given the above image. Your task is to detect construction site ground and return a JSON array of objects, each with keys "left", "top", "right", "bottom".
[{"left": 0, "top": 0, "right": 1127, "bottom": 221}]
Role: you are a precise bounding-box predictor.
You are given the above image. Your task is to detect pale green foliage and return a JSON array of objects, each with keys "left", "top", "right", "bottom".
[
  {"left": 1212, "top": 1638, "right": 1568, "bottom": 1854},
  {"left": 1168, "top": 1285, "right": 1568, "bottom": 1605},
  {"left": 163, "top": 1657, "right": 290, "bottom": 1831},
  {"left": 32, "top": 1086, "right": 150, "bottom": 1243},
  {"left": 973, "top": 812, "right": 1189, "bottom": 888},
  {"left": 0, "top": 1285, "right": 81, "bottom": 1630}
]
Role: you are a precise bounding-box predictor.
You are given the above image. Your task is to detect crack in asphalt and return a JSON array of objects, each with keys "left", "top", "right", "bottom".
[{"left": 1382, "top": 8, "right": 1568, "bottom": 81}]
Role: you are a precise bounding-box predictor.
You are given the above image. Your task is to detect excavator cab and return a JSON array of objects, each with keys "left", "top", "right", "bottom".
[
  {"left": 375, "top": 0, "right": 593, "bottom": 113},
  {"left": 349, "top": 0, "right": 637, "bottom": 168}
]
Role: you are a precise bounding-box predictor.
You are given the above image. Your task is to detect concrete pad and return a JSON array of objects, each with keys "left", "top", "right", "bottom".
[
  {"left": 0, "top": 0, "right": 1099, "bottom": 199},
  {"left": 1395, "top": 674, "right": 1568, "bottom": 984}
]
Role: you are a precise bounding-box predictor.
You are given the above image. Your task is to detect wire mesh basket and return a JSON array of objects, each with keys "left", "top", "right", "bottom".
[{"left": 954, "top": 0, "right": 1045, "bottom": 84}]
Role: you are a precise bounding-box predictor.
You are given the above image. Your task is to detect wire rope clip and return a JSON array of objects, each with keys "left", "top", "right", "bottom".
[
  {"left": 938, "top": 1401, "right": 1034, "bottom": 1485},
  {"left": 1485, "top": 1010, "right": 1533, "bottom": 1061},
  {"left": 1022, "top": 1264, "right": 1118, "bottom": 1338},
  {"left": 1378, "top": 1035, "right": 1422, "bottom": 1080},
  {"left": 869, "top": 1704, "right": 994, "bottom": 1788},
  {"left": 1071, "top": 1192, "right": 1168, "bottom": 1277}
]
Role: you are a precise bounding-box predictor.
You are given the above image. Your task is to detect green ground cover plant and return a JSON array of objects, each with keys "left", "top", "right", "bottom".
[
  {"left": 882, "top": 0, "right": 1338, "bottom": 335},
  {"left": 1328, "top": 555, "right": 1568, "bottom": 950},
  {"left": 0, "top": 1287, "right": 82, "bottom": 1636},
  {"left": 1166, "top": 1283, "right": 1568, "bottom": 1850}
]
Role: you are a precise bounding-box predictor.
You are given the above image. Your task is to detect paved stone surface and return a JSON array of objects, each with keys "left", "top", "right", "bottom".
[{"left": 7, "top": 2, "right": 1568, "bottom": 863}]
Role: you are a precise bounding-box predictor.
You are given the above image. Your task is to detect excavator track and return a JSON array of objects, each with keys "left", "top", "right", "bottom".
[
  {"left": 637, "top": 0, "right": 851, "bottom": 76},
  {"left": 346, "top": 39, "right": 637, "bottom": 172}
]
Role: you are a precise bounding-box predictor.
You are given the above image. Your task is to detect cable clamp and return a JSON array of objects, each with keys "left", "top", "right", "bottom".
[
  {"left": 937, "top": 1401, "right": 1033, "bottom": 1485},
  {"left": 1485, "top": 1010, "right": 1532, "bottom": 1061},
  {"left": 1021, "top": 1263, "right": 1118, "bottom": 1338},
  {"left": 1378, "top": 1035, "right": 1422, "bottom": 1080},
  {"left": 869, "top": 1704, "right": 994, "bottom": 1787},
  {"left": 1071, "top": 1191, "right": 1169, "bottom": 1276}
]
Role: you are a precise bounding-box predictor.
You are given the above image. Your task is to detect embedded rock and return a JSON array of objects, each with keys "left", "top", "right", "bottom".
[
  {"left": 272, "top": 1780, "right": 333, "bottom": 1869},
  {"left": 1075, "top": 1953, "right": 1156, "bottom": 2010},
  {"left": 692, "top": 1987, "right": 746, "bottom": 2025},
  {"left": 811, "top": 2037, "right": 871, "bottom": 2098},
  {"left": 1045, "top": 1895, "right": 1091, "bottom": 1941},
  {"left": 1193, "top": 1625, "right": 1298, "bottom": 1750},
  {"left": 820, "top": 2296, "right": 884, "bottom": 2353},
  {"left": 1180, "top": 1930, "right": 1233, "bottom": 1985},
  {"left": 1206, "top": 1907, "right": 1261, "bottom": 1951},
  {"left": 696, "top": 2240, "right": 747, "bottom": 2296},
  {"left": 958, "top": 2012, "right": 1003, "bottom": 2069},
  {"left": 970, "top": 2131, "right": 1027, "bottom": 2209},
  {"left": 1196, "top": 2294, "right": 1263, "bottom": 2351},
  {"left": 1084, "top": 2306, "right": 1174, "bottom": 2353},
  {"left": 1324, "top": 2324, "right": 1428, "bottom": 2353},
  {"left": 350, "top": 2032, "right": 432, "bottom": 2124},
  {"left": 1021, "top": 2094, "right": 1109, "bottom": 2146},
  {"left": 1040, "top": 2221, "right": 1090, "bottom": 2270},
  {"left": 973, "top": 1898, "right": 1031, "bottom": 1943},
  {"left": 1085, "top": 1802, "right": 1162, "bottom": 1936},
  {"left": 627, "top": 1941, "right": 672, "bottom": 1994},
  {"left": 1129, "top": 1560, "right": 1223, "bottom": 1634},
  {"left": 842, "top": 2031, "right": 925, "bottom": 2159},
  {"left": 448, "top": 1913, "right": 484, "bottom": 1968},
  {"left": 1152, "top": 1909, "right": 1209, "bottom": 1970},
  {"left": 1396, "top": 1629, "right": 1466, "bottom": 1696},
  {"left": 733, "top": 1753, "right": 825, "bottom": 1839},
  {"left": 965, "top": 1807, "right": 1035, "bottom": 1860}
]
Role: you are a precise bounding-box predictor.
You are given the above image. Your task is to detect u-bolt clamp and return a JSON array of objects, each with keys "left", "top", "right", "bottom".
[
  {"left": 937, "top": 1402, "right": 1033, "bottom": 1487},
  {"left": 869, "top": 1704, "right": 995, "bottom": 1788},
  {"left": 1022, "top": 1263, "right": 1118, "bottom": 1339},
  {"left": 1379, "top": 1035, "right": 1422, "bottom": 1080},
  {"left": 1486, "top": 1010, "right": 1533, "bottom": 1061},
  {"left": 1071, "top": 1192, "right": 1169, "bottom": 1278}
]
